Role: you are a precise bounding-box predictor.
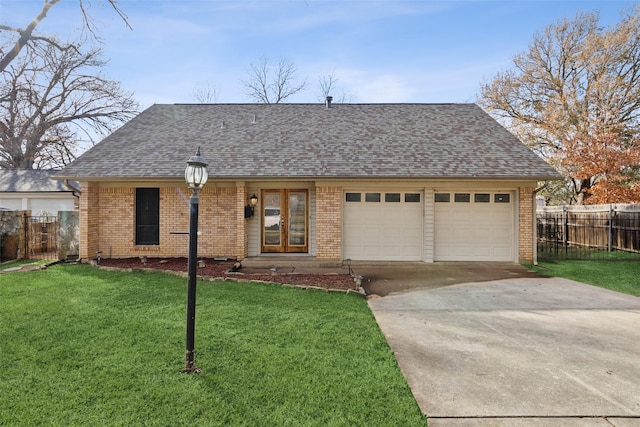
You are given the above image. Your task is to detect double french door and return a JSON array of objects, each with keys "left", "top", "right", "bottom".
[{"left": 261, "top": 189, "right": 308, "bottom": 253}]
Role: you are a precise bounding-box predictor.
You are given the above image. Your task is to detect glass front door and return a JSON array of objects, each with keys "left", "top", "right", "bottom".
[{"left": 261, "top": 189, "right": 308, "bottom": 253}]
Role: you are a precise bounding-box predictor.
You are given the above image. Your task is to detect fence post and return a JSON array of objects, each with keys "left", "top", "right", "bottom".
[
  {"left": 22, "top": 212, "right": 29, "bottom": 260},
  {"left": 562, "top": 205, "right": 568, "bottom": 256},
  {"left": 608, "top": 204, "right": 613, "bottom": 252}
]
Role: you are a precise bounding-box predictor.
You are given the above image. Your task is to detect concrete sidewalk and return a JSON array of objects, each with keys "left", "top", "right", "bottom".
[{"left": 368, "top": 278, "right": 640, "bottom": 426}]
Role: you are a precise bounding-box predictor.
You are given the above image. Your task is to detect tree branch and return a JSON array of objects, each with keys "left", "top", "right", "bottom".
[{"left": 0, "top": 0, "right": 60, "bottom": 73}]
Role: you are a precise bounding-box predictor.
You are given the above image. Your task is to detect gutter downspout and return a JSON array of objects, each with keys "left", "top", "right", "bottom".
[
  {"left": 64, "top": 180, "right": 81, "bottom": 210},
  {"left": 532, "top": 183, "right": 548, "bottom": 266}
]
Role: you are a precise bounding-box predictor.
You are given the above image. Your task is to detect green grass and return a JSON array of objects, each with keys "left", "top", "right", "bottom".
[
  {"left": 0, "top": 265, "right": 426, "bottom": 426},
  {"left": 538, "top": 246, "right": 640, "bottom": 261},
  {"left": 0, "top": 258, "right": 50, "bottom": 271},
  {"left": 530, "top": 254, "right": 640, "bottom": 297}
]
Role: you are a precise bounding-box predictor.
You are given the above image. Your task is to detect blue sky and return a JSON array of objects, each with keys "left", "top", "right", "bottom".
[{"left": 1, "top": 1, "right": 636, "bottom": 109}]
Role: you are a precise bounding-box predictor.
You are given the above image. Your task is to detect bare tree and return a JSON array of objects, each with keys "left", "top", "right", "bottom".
[
  {"left": 478, "top": 7, "right": 640, "bottom": 204},
  {"left": 192, "top": 82, "right": 220, "bottom": 103},
  {"left": 0, "top": 0, "right": 130, "bottom": 73},
  {"left": 0, "top": 38, "right": 138, "bottom": 169},
  {"left": 242, "top": 57, "right": 308, "bottom": 103},
  {"left": 317, "top": 70, "right": 357, "bottom": 103}
]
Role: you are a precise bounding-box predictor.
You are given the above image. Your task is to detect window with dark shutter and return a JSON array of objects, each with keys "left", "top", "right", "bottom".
[{"left": 136, "top": 188, "right": 160, "bottom": 245}]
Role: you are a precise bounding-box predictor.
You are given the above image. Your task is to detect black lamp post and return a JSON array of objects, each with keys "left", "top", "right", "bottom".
[{"left": 183, "top": 147, "right": 208, "bottom": 373}]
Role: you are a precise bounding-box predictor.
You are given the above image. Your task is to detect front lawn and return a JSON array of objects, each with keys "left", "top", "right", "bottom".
[
  {"left": 0, "top": 264, "right": 426, "bottom": 426},
  {"left": 531, "top": 255, "right": 640, "bottom": 297},
  {"left": 0, "top": 259, "right": 50, "bottom": 271}
]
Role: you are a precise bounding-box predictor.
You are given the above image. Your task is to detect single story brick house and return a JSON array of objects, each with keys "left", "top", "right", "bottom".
[{"left": 55, "top": 101, "right": 559, "bottom": 263}]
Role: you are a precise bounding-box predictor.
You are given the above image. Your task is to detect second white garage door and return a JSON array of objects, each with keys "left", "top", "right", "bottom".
[
  {"left": 434, "top": 192, "right": 514, "bottom": 261},
  {"left": 343, "top": 191, "right": 423, "bottom": 261}
]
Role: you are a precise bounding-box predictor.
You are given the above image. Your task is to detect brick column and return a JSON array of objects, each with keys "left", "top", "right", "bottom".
[
  {"left": 315, "top": 186, "right": 342, "bottom": 259},
  {"left": 236, "top": 184, "right": 248, "bottom": 259},
  {"left": 518, "top": 187, "right": 534, "bottom": 263},
  {"left": 79, "top": 182, "right": 99, "bottom": 261}
]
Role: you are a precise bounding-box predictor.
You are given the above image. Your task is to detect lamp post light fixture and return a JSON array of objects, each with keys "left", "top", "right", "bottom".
[{"left": 183, "top": 147, "right": 208, "bottom": 374}]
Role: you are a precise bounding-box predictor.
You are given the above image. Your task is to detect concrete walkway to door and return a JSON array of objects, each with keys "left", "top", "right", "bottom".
[{"left": 367, "top": 271, "right": 640, "bottom": 426}]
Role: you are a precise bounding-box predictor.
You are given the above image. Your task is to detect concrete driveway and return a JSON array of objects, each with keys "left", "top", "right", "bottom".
[
  {"left": 366, "top": 267, "right": 640, "bottom": 426},
  {"left": 356, "top": 262, "right": 544, "bottom": 297}
]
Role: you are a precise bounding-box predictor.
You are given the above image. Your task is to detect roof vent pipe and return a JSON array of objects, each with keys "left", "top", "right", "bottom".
[{"left": 325, "top": 96, "right": 333, "bottom": 109}]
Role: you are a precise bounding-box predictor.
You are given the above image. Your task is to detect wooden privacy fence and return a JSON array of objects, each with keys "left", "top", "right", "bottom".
[{"left": 537, "top": 204, "right": 640, "bottom": 259}]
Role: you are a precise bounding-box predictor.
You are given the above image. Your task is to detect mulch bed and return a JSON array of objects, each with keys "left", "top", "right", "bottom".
[{"left": 97, "top": 257, "right": 359, "bottom": 292}]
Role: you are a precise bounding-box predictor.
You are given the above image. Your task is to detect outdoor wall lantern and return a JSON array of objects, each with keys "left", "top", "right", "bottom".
[
  {"left": 244, "top": 193, "right": 259, "bottom": 218},
  {"left": 183, "top": 147, "right": 208, "bottom": 374}
]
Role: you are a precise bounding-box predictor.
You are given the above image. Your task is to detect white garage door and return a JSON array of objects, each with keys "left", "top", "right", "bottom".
[
  {"left": 434, "top": 192, "right": 514, "bottom": 261},
  {"left": 343, "top": 191, "right": 423, "bottom": 261}
]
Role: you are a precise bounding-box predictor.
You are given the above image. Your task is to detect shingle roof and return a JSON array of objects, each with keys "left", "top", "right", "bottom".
[
  {"left": 0, "top": 169, "right": 79, "bottom": 192},
  {"left": 56, "top": 103, "right": 560, "bottom": 181}
]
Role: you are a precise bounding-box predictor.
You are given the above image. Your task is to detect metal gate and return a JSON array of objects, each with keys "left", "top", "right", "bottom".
[{"left": 24, "top": 214, "right": 58, "bottom": 260}]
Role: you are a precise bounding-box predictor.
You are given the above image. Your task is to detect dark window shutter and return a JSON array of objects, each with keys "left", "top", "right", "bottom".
[{"left": 136, "top": 188, "right": 160, "bottom": 245}]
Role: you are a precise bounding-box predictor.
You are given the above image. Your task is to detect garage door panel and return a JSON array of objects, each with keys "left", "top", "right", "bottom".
[
  {"left": 473, "top": 229, "right": 493, "bottom": 240},
  {"left": 472, "top": 212, "right": 495, "bottom": 222},
  {"left": 451, "top": 227, "right": 472, "bottom": 239},
  {"left": 496, "top": 249, "right": 513, "bottom": 259},
  {"left": 435, "top": 192, "right": 514, "bottom": 262},
  {"left": 448, "top": 245, "right": 472, "bottom": 257},
  {"left": 492, "top": 246, "right": 512, "bottom": 257},
  {"left": 384, "top": 245, "right": 408, "bottom": 258},
  {"left": 361, "top": 230, "right": 383, "bottom": 244},
  {"left": 492, "top": 228, "right": 511, "bottom": 240},
  {"left": 471, "top": 247, "right": 491, "bottom": 258},
  {"left": 362, "top": 246, "right": 382, "bottom": 257},
  {"left": 344, "top": 192, "right": 423, "bottom": 261}
]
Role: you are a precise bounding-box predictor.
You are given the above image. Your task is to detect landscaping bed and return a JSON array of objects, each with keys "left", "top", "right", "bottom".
[{"left": 98, "top": 257, "right": 358, "bottom": 292}]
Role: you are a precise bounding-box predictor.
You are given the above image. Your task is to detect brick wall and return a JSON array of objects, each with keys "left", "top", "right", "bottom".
[
  {"left": 79, "top": 181, "right": 534, "bottom": 262},
  {"left": 235, "top": 186, "right": 248, "bottom": 258},
  {"left": 315, "top": 186, "right": 342, "bottom": 259},
  {"left": 199, "top": 186, "right": 241, "bottom": 258},
  {"left": 79, "top": 182, "right": 99, "bottom": 260},
  {"left": 518, "top": 186, "right": 534, "bottom": 263},
  {"left": 79, "top": 183, "right": 245, "bottom": 260}
]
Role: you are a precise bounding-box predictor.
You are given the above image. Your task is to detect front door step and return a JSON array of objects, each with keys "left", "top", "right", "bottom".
[{"left": 241, "top": 256, "right": 341, "bottom": 269}]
